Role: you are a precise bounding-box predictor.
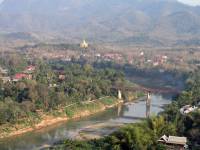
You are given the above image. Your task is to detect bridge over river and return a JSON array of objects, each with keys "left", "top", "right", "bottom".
[
  {"left": 0, "top": 82, "right": 180, "bottom": 150},
  {"left": 114, "top": 85, "right": 180, "bottom": 118},
  {"left": 113, "top": 85, "right": 181, "bottom": 95}
]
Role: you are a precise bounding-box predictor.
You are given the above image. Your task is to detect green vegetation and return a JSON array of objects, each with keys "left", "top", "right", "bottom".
[
  {"left": 0, "top": 58, "right": 127, "bottom": 136},
  {"left": 0, "top": 52, "right": 28, "bottom": 75},
  {"left": 22, "top": 43, "right": 83, "bottom": 52},
  {"left": 99, "top": 97, "right": 117, "bottom": 105},
  {"left": 161, "top": 70, "right": 200, "bottom": 149},
  {"left": 50, "top": 116, "right": 175, "bottom": 150},
  {"left": 50, "top": 70, "right": 200, "bottom": 150},
  {"left": 64, "top": 97, "right": 118, "bottom": 118}
]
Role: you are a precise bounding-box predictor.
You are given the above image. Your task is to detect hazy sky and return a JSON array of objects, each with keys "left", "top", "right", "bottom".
[
  {"left": 178, "top": 0, "right": 200, "bottom": 6},
  {"left": 0, "top": 0, "right": 199, "bottom": 6}
]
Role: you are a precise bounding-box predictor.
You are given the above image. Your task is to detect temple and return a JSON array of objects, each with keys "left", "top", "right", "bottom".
[{"left": 80, "top": 40, "right": 89, "bottom": 48}]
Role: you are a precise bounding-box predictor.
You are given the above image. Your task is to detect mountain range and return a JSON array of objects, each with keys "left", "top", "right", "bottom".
[{"left": 0, "top": 0, "right": 200, "bottom": 46}]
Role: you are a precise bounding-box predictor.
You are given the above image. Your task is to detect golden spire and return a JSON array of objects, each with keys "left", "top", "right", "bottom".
[{"left": 80, "top": 40, "right": 89, "bottom": 48}]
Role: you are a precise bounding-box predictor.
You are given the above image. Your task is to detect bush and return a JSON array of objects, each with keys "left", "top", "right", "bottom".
[
  {"left": 100, "top": 97, "right": 116, "bottom": 105},
  {"left": 65, "top": 108, "right": 75, "bottom": 118}
]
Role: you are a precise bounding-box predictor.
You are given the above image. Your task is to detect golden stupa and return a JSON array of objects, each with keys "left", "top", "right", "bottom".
[{"left": 80, "top": 40, "right": 89, "bottom": 48}]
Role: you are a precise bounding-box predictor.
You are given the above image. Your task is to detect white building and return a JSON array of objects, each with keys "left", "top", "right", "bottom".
[{"left": 180, "top": 105, "right": 198, "bottom": 115}]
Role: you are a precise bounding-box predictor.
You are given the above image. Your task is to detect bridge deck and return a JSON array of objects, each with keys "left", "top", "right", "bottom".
[{"left": 113, "top": 85, "right": 180, "bottom": 94}]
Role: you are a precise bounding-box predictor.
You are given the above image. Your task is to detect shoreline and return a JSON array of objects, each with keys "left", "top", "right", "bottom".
[{"left": 0, "top": 99, "right": 124, "bottom": 139}]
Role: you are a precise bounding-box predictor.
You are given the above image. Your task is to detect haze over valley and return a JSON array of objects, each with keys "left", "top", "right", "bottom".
[
  {"left": 0, "top": 0, "right": 200, "bottom": 46},
  {"left": 0, "top": 1, "right": 200, "bottom": 150}
]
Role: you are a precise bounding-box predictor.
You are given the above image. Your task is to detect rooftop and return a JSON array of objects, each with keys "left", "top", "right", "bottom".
[
  {"left": 158, "top": 135, "right": 187, "bottom": 145},
  {"left": 168, "top": 136, "right": 187, "bottom": 145}
]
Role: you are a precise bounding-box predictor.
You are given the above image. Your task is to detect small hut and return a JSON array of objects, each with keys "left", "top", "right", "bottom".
[{"left": 158, "top": 135, "right": 187, "bottom": 150}]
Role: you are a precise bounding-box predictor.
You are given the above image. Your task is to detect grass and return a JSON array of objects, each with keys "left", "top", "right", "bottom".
[
  {"left": 99, "top": 97, "right": 117, "bottom": 105},
  {"left": 136, "top": 91, "right": 145, "bottom": 98},
  {"left": 64, "top": 97, "right": 118, "bottom": 118}
]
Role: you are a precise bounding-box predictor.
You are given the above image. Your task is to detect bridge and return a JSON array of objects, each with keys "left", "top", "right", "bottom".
[
  {"left": 114, "top": 85, "right": 180, "bottom": 118},
  {"left": 113, "top": 85, "right": 180, "bottom": 94}
]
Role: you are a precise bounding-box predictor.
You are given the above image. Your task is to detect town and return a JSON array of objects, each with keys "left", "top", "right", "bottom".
[{"left": 0, "top": 0, "right": 200, "bottom": 149}]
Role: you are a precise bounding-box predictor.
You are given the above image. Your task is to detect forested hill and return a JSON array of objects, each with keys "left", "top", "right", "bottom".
[{"left": 0, "top": 0, "right": 200, "bottom": 46}]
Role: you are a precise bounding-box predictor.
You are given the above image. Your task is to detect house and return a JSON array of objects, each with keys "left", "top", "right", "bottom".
[
  {"left": 140, "top": 51, "right": 144, "bottom": 56},
  {"left": 13, "top": 73, "right": 32, "bottom": 82},
  {"left": 49, "top": 84, "right": 58, "bottom": 88},
  {"left": 103, "top": 53, "right": 123, "bottom": 61},
  {"left": 0, "top": 67, "right": 8, "bottom": 75},
  {"left": 158, "top": 135, "right": 187, "bottom": 150},
  {"left": 59, "top": 75, "right": 65, "bottom": 80},
  {"left": 63, "top": 57, "right": 71, "bottom": 62},
  {"left": 180, "top": 105, "right": 198, "bottom": 115},
  {"left": 162, "top": 55, "right": 168, "bottom": 60},
  {"left": 0, "top": 76, "right": 11, "bottom": 83},
  {"left": 153, "top": 62, "right": 159, "bottom": 66},
  {"left": 23, "top": 65, "right": 36, "bottom": 74},
  {"left": 95, "top": 53, "right": 101, "bottom": 57},
  {"left": 147, "top": 59, "right": 152, "bottom": 63},
  {"left": 26, "top": 65, "right": 36, "bottom": 71}
]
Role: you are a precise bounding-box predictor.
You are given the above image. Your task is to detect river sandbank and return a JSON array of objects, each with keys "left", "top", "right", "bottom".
[{"left": 0, "top": 98, "right": 124, "bottom": 139}]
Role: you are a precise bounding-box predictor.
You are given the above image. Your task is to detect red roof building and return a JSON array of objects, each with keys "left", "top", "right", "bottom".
[
  {"left": 13, "top": 73, "right": 32, "bottom": 81},
  {"left": 26, "top": 65, "right": 36, "bottom": 71}
]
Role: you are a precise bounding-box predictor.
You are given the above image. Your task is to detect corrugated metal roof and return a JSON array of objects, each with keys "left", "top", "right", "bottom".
[
  {"left": 167, "top": 136, "right": 187, "bottom": 145},
  {"left": 158, "top": 135, "right": 187, "bottom": 145}
]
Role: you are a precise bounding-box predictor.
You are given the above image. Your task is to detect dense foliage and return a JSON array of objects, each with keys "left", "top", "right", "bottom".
[
  {"left": 0, "top": 60, "right": 125, "bottom": 126},
  {"left": 0, "top": 52, "right": 28, "bottom": 75},
  {"left": 51, "top": 70, "right": 200, "bottom": 150},
  {"left": 162, "top": 70, "right": 200, "bottom": 148}
]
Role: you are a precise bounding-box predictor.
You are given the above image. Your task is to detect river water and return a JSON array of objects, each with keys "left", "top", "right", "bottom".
[{"left": 0, "top": 93, "right": 173, "bottom": 150}]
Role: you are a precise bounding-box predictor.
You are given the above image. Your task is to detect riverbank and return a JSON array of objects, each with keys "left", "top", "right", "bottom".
[
  {"left": 0, "top": 97, "right": 124, "bottom": 139},
  {"left": 76, "top": 122, "right": 124, "bottom": 140}
]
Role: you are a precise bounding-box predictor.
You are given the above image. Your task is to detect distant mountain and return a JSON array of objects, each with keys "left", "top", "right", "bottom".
[
  {"left": 1, "top": 32, "right": 37, "bottom": 40},
  {"left": 0, "top": 0, "right": 200, "bottom": 46}
]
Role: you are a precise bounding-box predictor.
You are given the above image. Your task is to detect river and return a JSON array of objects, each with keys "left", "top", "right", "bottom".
[
  {"left": 0, "top": 93, "right": 173, "bottom": 150},
  {"left": 0, "top": 71, "right": 184, "bottom": 150}
]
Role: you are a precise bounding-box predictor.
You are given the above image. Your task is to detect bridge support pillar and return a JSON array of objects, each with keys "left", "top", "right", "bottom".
[
  {"left": 146, "top": 92, "right": 151, "bottom": 118},
  {"left": 118, "top": 90, "right": 122, "bottom": 100},
  {"left": 117, "top": 104, "right": 122, "bottom": 116},
  {"left": 146, "top": 92, "right": 151, "bottom": 105}
]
